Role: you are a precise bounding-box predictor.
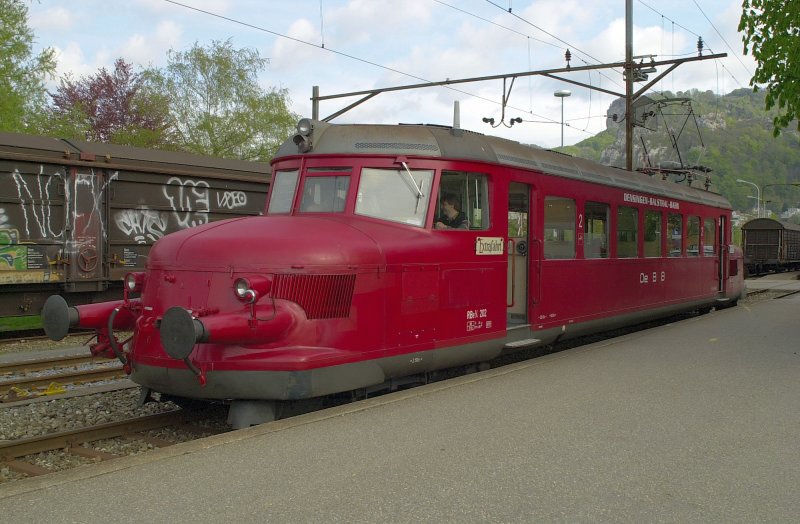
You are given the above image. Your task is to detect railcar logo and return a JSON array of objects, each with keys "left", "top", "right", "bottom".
[{"left": 475, "top": 237, "right": 504, "bottom": 255}]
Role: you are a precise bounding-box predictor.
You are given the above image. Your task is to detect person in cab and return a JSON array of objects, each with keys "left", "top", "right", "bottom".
[{"left": 435, "top": 192, "right": 469, "bottom": 230}]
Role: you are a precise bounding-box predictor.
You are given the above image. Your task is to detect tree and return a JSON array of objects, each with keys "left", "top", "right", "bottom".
[
  {"left": 145, "top": 39, "right": 298, "bottom": 162},
  {"left": 739, "top": 0, "right": 800, "bottom": 137},
  {"left": 0, "top": 0, "right": 56, "bottom": 133},
  {"left": 47, "top": 59, "right": 172, "bottom": 148}
]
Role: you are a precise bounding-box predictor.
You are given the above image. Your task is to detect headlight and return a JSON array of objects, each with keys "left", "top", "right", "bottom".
[
  {"left": 296, "top": 118, "right": 313, "bottom": 136},
  {"left": 234, "top": 276, "right": 272, "bottom": 304},
  {"left": 124, "top": 272, "right": 145, "bottom": 293},
  {"left": 234, "top": 278, "right": 250, "bottom": 299}
]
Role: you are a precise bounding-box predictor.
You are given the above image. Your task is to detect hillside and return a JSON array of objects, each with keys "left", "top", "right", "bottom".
[{"left": 561, "top": 89, "right": 800, "bottom": 217}]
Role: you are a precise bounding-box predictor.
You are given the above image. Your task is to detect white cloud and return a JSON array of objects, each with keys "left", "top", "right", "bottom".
[
  {"left": 123, "top": 21, "right": 184, "bottom": 67},
  {"left": 270, "top": 18, "right": 324, "bottom": 72},
  {"left": 52, "top": 43, "right": 94, "bottom": 80},
  {"left": 133, "top": 0, "right": 234, "bottom": 15},
  {"left": 29, "top": 7, "right": 75, "bottom": 32}
]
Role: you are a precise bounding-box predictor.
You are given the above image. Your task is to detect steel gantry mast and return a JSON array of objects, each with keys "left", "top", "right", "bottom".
[{"left": 310, "top": 0, "right": 725, "bottom": 171}]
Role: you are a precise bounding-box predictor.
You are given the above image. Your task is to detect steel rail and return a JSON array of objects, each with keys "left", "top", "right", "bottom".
[
  {"left": 0, "top": 365, "right": 125, "bottom": 396},
  {"left": 0, "top": 353, "right": 112, "bottom": 375},
  {"left": 0, "top": 410, "right": 185, "bottom": 474}
]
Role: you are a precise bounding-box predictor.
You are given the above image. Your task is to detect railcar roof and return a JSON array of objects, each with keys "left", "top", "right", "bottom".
[
  {"left": 0, "top": 131, "right": 268, "bottom": 180},
  {"left": 275, "top": 121, "right": 731, "bottom": 210},
  {"left": 741, "top": 217, "right": 800, "bottom": 231}
]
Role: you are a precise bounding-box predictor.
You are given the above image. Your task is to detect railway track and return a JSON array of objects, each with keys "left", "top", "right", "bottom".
[
  {"left": 0, "top": 353, "right": 125, "bottom": 403},
  {"left": 0, "top": 409, "right": 222, "bottom": 477}
]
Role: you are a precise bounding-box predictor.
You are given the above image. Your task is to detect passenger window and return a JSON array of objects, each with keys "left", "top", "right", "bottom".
[
  {"left": 687, "top": 216, "right": 700, "bottom": 256},
  {"left": 617, "top": 206, "right": 638, "bottom": 258},
  {"left": 355, "top": 167, "right": 433, "bottom": 227},
  {"left": 644, "top": 211, "right": 662, "bottom": 257},
  {"left": 668, "top": 213, "right": 682, "bottom": 257},
  {"left": 300, "top": 176, "right": 349, "bottom": 213},
  {"left": 584, "top": 202, "right": 609, "bottom": 259},
  {"left": 703, "top": 218, "right": 716, "bottom": 256},
  {"left": 544, "top": 197, "right": 576, "bottom": 259},
  {"left": 435, "top": 171, "right": 489, "bottom": 230},
  {"left": 267, "top": 170, "right": 299, "bottom": 214}
]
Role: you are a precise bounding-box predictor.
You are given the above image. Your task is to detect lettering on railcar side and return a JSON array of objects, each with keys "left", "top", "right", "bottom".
[
  {"left": 623, "top": 193, "right": 680, "bottom": 210},
  {"left": 466, "top": 307, "right": 491, "bottom": 331},
  {"left": 639, "top": 271, "right": 666, "bottom": 284},
  {"left": 475, "top": 237, "right": 504, "bottom": 255}
]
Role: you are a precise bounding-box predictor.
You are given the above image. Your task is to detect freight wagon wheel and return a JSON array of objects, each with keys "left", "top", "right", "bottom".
[{"left": 78, "top": 247, "right": 98, "bottom": 272}]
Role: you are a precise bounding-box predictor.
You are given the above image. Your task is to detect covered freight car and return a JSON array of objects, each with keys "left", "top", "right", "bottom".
[
  {"left": 741, "top": 217, "right": 800, "bottom": 275},
  {"left": 0, "top": 133, "right": 269, "bottom": 330}
]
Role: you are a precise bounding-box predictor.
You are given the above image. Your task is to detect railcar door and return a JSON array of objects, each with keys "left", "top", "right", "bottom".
[
  {"left": 718, "top": 215, "right": 726, "bottom": 292},
  {"left": 507, "top": 183, "right": 535, "bottom": 324},
  {"left": 64, "top": 167, "right": 105, "bottom": 293}
]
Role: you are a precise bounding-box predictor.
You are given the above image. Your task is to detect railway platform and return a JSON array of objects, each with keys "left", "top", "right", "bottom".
[{"left": 1, "top": 279, "right": 798, "bottom": 522}]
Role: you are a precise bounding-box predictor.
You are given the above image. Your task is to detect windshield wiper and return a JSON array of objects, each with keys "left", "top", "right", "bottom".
[{"left": 400, "top": 161, "right": 425, "bottom": 213}]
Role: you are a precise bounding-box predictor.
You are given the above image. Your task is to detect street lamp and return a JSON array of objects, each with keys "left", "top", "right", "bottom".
[
  {"left": 736, "top": 179, "right": 761, "bottom": 218},
  {"left": 554, "top": 89, "right": 571, "bottom": 148}
]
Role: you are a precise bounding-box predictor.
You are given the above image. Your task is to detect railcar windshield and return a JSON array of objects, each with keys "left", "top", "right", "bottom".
[
  {"left": 267, "top": 170, "right": 299, "bottom": 214},
  {"left": 355, "top": 167, "right": 433, "bottom": 227},
  {"left": 300, "top": 175, "right": 350, "bottom": 213}
]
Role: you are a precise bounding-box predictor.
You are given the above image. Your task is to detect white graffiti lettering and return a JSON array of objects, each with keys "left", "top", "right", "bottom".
[
  {"left": 163, "top": 177, "right": 210, "bottom": 229},
  {"left": 114, "top": 209, "right": 169, "bottom": 244},
  {"left": 11, "top": 167, "right": 64, "bottom": 239},
  {"left": 216, "top": 191, "right": 247, "bottom": 209}
]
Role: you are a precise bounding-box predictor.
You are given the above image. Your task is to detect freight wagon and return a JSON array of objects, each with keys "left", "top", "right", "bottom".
[
  {"left": 741, "top": 217, "right": 800, "bottom": 275},
  {"left": 0, "top": 133, "right": 269, "bottom": 330}
]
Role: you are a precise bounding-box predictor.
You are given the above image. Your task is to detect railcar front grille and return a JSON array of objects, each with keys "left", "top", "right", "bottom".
[{"left": 272, "top": 273, "right": 356, "bottom": 319}]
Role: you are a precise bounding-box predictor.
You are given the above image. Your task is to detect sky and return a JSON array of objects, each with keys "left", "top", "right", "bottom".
[{"left": 26, "top": 0, "right": 756, "bottom": 149}]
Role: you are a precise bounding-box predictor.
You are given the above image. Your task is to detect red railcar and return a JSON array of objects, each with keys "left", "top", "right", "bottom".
[{"left": 43, "top": 119, "right": 744, "bottom": 427}]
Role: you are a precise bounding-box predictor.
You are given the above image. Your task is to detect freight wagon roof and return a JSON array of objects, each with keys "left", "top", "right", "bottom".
[
  {"left": 275, "top": 122, "right": 731, "bottom": 210},
  {"left": 741, "top": 218, "right": 800, "bottom": 232},
  {"left": 0, "top": 132, "right": 269, "bottom": 181}
]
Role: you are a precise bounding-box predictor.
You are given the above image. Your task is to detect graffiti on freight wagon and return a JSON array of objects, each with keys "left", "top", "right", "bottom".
[
  {"left": 0, "top": 166, "right": 256, "bottom": 284},
  {"left": 2, "top": 167, "right": 252, "bottom": 247}
]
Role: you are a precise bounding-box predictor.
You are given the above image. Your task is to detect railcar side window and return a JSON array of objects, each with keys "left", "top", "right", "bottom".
[
  {"left": 668, "top": 213, "right": 683, "bottom": 257},
  {"left": 300, "top": 176, "right": 349, "bottom": 213},
  {"left": 644, "top": 211, "right": 662, "bottom": 257},
  {"left": 543, "top": 197, "right": 576, "bottom": 259},
  {"left": 703, "top": 218, "right": 716, "bottom": 256},
  {"left": 355, "top": 168, "right": 433, "bottom": 227},
  {"left": 617, "top": 206, "right": 638, "bottom": 258},
  {"left": 267, "top": 170, "right": 299, "bottom": 214},
  {"left": 436, "top": 171, "right": 490, "bottom": 230},
  {"left": 687, "top": 216, "right": 700, "bottom": 256},
  {"left": 584, "top": 202, "right": 609, "bottom": 259}
]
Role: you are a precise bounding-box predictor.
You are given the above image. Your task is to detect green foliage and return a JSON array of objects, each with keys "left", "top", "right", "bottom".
[
  {"left": 145, "top": 39, "right": 298, "bottom": 162},
  {"left": 0, "top": 0, "right": 56, "bottom": 133},
  {"left": 562, "top": 130, "right": 615, "bottom": 162},
  {"left": 739, "top": 0, "right": 800, "bottom": 136}
]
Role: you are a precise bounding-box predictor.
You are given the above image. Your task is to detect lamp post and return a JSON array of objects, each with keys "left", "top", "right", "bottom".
[
  {"left": 554, "top": 89, "right": 571, "bottom": 148},
  {"left": 736, "top": 179, "right": 761, "bottom": 218}
]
